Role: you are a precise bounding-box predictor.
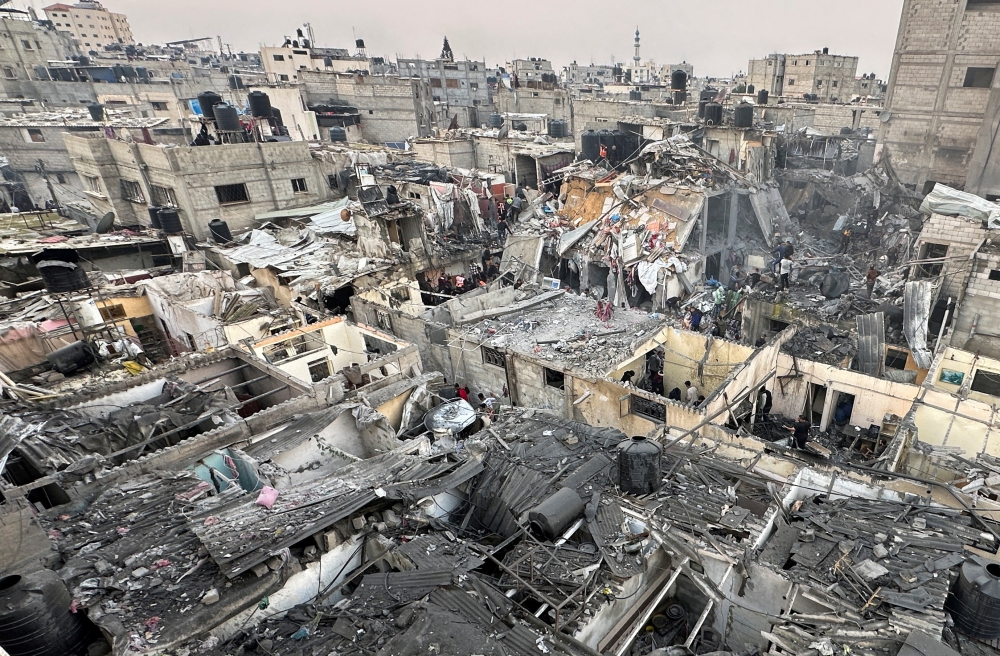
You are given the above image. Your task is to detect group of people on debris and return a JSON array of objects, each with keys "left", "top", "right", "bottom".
[
  {"left": 619, "top": 350, "right": 707, "bottom": 407},
  {"left": 419, "top": 250, "right": 503, "bottom": 306},
  {"left": 451, "top": 382, "right": 498, "bottom": 420},
  {"left": 495, "top": 182, "right": 530, "bottom": 245}
]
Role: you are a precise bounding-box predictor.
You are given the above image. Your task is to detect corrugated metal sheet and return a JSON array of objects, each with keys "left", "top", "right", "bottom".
[
  {"left": 396, "top": 533, "right": 484, "bottom": 574},
  {"left": 904, "top": 280, "right": 934, "bottom": 369},
  {"left": 856, "top": 312, "right": 886, "bottom": 377},
  {"left": 353, "top": 570, "right": 455, "bottom": 605},
  {"left": 428, "top": 586, "right": 553, "bottom": 656},
  {"left": 243, "top": 407, "right": 347, "bottom": 460}
]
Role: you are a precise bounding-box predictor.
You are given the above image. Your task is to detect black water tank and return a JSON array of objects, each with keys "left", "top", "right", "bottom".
[
  {"left": 227, "top": 74, "right": 244, "bottom": 90},
  {"left": 618, "top": 435, "right": 662, "bottom": 495},
  {"left": 197, "top": 91, "right": 222, "bottom": 120},
  {"left": 747, "top": 84, "right": 755, "bottom": 94},
  {"left": 122, "top": 65, "right": 136, "bottom": 79},
  {"left": 488, "top": 113, "right": 504, "bottom": 129},
  {"left": 248, "top": 90, "right": 273, "bottom": 118},
  {"left": 46, "top": 341, "right": 95, "bottom": 375},
  {"left": 757, "top": 89, "right": 769, "bottom": 106},
  {"left": 78, "top": 55, "right": 90, "bottom": 66},
  {"left": 581, "top": 130, "right": 600, "bottom": 162},
  {"left": 528, "top": 487, "right": 585, "bottom": 539},
  {"left": 270, "top": 107, "right": 283, "bottom": 126},
  {"left": 213, "top": 104, "right": 241, "bottom": 132},
  {"left": 86, "top": 103, "right": 104, "bottom": 122},
  {"left": 136, "top": 66, "right": 148, "bottom": 80},
  {"left": 157, "top": 207, "right": 183, "bottom": 234},
  {"left": 671, "top": 70, "right": 688, "bottom": 91},
  {"left": 700, "top": 88, "right": 717, "bottom": 102},
  {"left": 673, "top": 91, "right": 687, "bottom": 105},
  {"left": 629, "top": 89, "right": 642, "bottom": 101},
  {"left": 946, "top": 556, "right": 1000, "bottom": 639},
  {"left": 513, "top": 121, "right": 527, "bottom": 131},
  {"left": 208, "top": 219, "right": 232, "bottom": 244},
  {"left": 329, "top": 126, "right": 347, "bottom": 142},
  {"left": 323, "top": 56, "right": 333, "bottom": 67},
  {"left": 704, "top": 102, "right": 723, "bottom": 126},
  {"left": 0, "top": 570, "right": 94, "bottom": 656},
  {"left": 547, "top": 119, "right": 568, "bottom": 138},
  {"left": 735, "top": 103, "right": 754, "bottom": 128},
  {"left": 147, "top": 206, "right": 162, "bottom": 229},
  {"left": 32, "top": 249, "right": 89, "bottom": 293},
  {"left": 112, "top": 64, "right": 125, "bottom": 79},
  {"left": 698, "top": 99, "right": 709, "bottom": 119}
]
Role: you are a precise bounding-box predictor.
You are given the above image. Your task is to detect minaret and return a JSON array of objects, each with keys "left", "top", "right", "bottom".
[{"left": 633, "top": 28, "right": 641, "bottom": 67}]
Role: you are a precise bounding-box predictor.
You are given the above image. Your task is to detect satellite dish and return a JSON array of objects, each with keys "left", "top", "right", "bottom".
[
  {"left": 497, "top": 122, "right": 510, "bottom": 141},
  {"left": 95, "top": 212, "right": 115, "bottom": 234}
]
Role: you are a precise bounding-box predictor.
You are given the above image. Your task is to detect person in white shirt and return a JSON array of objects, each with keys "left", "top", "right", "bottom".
[
  {"left": 685, "top": 381, "right": 699, "bottom": 405},
  {"left": 778, "top": 256, "right": 793, "bottom": 291}
]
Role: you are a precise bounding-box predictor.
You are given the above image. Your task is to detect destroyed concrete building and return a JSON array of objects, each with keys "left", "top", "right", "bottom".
[{"left": 0, "top": 6, "right": 999, "bottom": 656}]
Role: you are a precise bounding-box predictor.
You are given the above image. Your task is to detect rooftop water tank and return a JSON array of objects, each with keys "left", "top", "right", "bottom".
[
  {"left": 757, "top": 89, "right": 769, "bottom": 106},
  {"left": 488, "top": 113, "right": 504, "bottom": 129},
  {"left": 213, "top": 104, "right": 241, "bottom": 132},
  {"left": 946, "top": 556, "right": 1000, "bottom": 639},
  {"left": 0, "top": 570, "right": 94, "bottom": 656},
  {"left": 147, "top": 206, "right": 162, "bottom": 230},
  {"left": 32, "top": 249, "right": 89, "bottom": 293},
  {"left": 227, "top": 74, "right": 244, "bottom": 90},
  {"left": 197, "top": 91, "right": 222, "bottom": 120},
  {"left": 247, "top": 90, "right": 273, "bottom": 119},
  {"left": 547, "top": 119, "right": 568, "bottom": 138},
  {"left": 528, "top": 487, "right": 585, "bottom": 539},
  {"left": 581, "top": 130, "right": 600, "bottom": 162},
  {"left": 270, "top": 107, "right": 283, "bottom": 126},
  {"left": 157, "top": 207, "right": 183, "bottom": 234},
  {"left": 735, "top": 103, "right": 754, "bottom": 128},
  {"left": 700, "top": 88, "right": 718, "bottom": 102},
  {"left": 704, "top": 102, "right": 724, "bottom": 126},
  {"left": 329, "top": 126, "right": 347, "bottom": 142},
  {"left": 208, "top": 219, "right": 232, "bottom": 244},
  {"left": 673, "top": 90, "right": 687, "bottom": 105},
  {"left": 618, "top": 435, "right": 662, "bottom": 495},
  {"left": 698, "top": 99, "right": 709, "bottom": 119},
  {"left": 671, "top": 69, "right": 688, "bottom": 91},
  {"left": 747, "top": 84, "right": 755, "bottom": 94},
  {"left": 46, "top": 340, "right": 95, "bottom": 376},
  {"left": 87, "top": 103, "right": 104, "bottom": 122}
]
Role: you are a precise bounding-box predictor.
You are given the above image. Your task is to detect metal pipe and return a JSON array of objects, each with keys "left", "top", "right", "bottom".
[
  {"left": 934, "top": 297, "right": 952, "bottom": 351},
  {"left": 235, "top": 384, "right": 290, "bottom": 409}
]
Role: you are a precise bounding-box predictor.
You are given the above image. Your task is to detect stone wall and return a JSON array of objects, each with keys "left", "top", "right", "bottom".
[{"left": 952, "top": 250, "right": 1000, "bottom": 346}]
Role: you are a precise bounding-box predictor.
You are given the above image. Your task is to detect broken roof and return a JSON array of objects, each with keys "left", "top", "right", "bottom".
[{"left": 456, "top": 291, "right": 668, "bottom": 376}]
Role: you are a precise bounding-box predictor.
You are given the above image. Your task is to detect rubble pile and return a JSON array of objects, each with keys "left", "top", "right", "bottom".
[{"left": 781, "top": 325, "right": 856, "bottom": 365}]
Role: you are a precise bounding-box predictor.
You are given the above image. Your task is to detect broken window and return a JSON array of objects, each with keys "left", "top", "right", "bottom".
[
  {"left": 916, "top": 242, "right": 948, "bottom": 279},
  {"left": 817, "top": 80, "right": 823, "bottom": 87},
  {"left": 769, "top": 319, "right": 790, "bottom": 333},
  {"left": 119, "top": 179, "right": 144, "bottom": 203},
  {"left": 215, "top": 183, "right": 250, "bottom": 205},
  {"left": 968, "top": 0, "right": 1000, "bottom": 7},
  {"left": 99, "top": 304, "right": 127, "bottom": 321},
  {"left": 308, "top": 359, "right": 331, "bottom": 383},
  {"left": 85, "top": 175, "right": 102, "bottom": 195},
  {"left": 544, "top": 368, "right": 565, "bottom": 390},
  {"left": 482, "top": 346, "right": 506, "bottom": 369},
  {"left": 272, "top": 54, "right": 285, "bottom": 61},
  {"left": 964, "top": 67, "right": 995, "bottom": 88},
  {"left": 884, "top": 349, "right": 908, "bottom": 371},
  {"left": 149, "top": 185, "right": 177, "bottom": 207},
  {"left": 788, "top": 78, "right": 795, "bottom": 86},
  {"left": 430, "top": 78, "right": 442, "bottom": 88},
  {"left": 445, "top": 79, "right": 459, "bottom": 88},
  {"left": 25, "top": 128, "right": 44, "bottom": 143},
  {"left": 832, "top": 80, "right": 838, "bottom": 87},
  {"left": 971, "top": 370, "right": 1000, "bottom": 397},
  {"left": 150, "top": 101, "right": 168, "bottom": 111},
  {"left": 291, "top": 178, "right": 308, "bottom": 193},
  {"left": 376, "top": 310, "right": 392, "bottom": 331},
  {"left": 989, "top": 269, "right": 1000, "bottom": 281}
]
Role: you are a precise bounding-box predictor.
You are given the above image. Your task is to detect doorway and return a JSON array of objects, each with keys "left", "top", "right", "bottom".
[{"left": 806, "top": 383, "right": 827, "bottom": 425}]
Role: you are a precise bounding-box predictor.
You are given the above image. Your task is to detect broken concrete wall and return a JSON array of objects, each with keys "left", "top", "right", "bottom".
[
  {"left": 772, "top": 353, "right": 919, "bottom": 430},
  {"left": 913, "top": 212, "right": 988, "bottom": 300},
  {"left": 350, "top": 296, "right": 453, "bottom": 380},
  {"left": 951, "top": 249, "right": 1000, "bottom": 350}
]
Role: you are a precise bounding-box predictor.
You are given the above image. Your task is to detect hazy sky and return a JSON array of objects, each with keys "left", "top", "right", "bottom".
[{"left": 24, "top": 0, "right": 905, "bottom": 78}]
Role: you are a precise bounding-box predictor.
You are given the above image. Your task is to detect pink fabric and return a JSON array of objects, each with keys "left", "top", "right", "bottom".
[{"left": 256, "top": 486, "right": 279, "bottom": 510}]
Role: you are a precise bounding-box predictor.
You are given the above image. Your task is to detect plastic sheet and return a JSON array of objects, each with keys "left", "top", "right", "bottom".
[{"left": 920, "top": 183, "right": 1000, "bottom": 228}]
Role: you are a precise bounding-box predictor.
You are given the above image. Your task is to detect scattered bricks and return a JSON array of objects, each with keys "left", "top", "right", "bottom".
[
  {"left": 352, "top": 515, "right": 367, "bottom": 530},
  {"left": 131, "top": 567, "right": 149, "bottom": 578},
  {"left": 251, "top": 563, "right": 270, "bottom": 578},
  {"left": 382, "top": 509, "right": 401, "bottom": 528},
  {"left": 201, "top": 588, "right": 220, "bottom": 605}
]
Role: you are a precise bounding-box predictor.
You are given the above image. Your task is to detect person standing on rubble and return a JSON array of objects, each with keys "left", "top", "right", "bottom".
[
  {"left": 866, "top": 265, "right": 880, "bottom": 299},
  {"left": 778, "top": 255, "right": 793, "bottom": 292},
  {"left": 770, "top": 242, "right": 787, "bottom": 275},
  {"left": 712, "top": 285, "right": 727, "bottom": 317},
  {"left": 787, "top": 415, "right": 811, "bottom": 450},
  {"left": 839, "top": 229, "right": 852, "bottom": 254},
  {"left": 497, "top": 216, "right": 510, "bottom": 245},
  {"left": 511, "top": 194, "right": 524, "bottom": 222},
  {"left": 886, "top": 245, "right": 900, "bottom": 267},
  {"left": 747, "top": 268, "right": 761, "bottom": 289}
]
